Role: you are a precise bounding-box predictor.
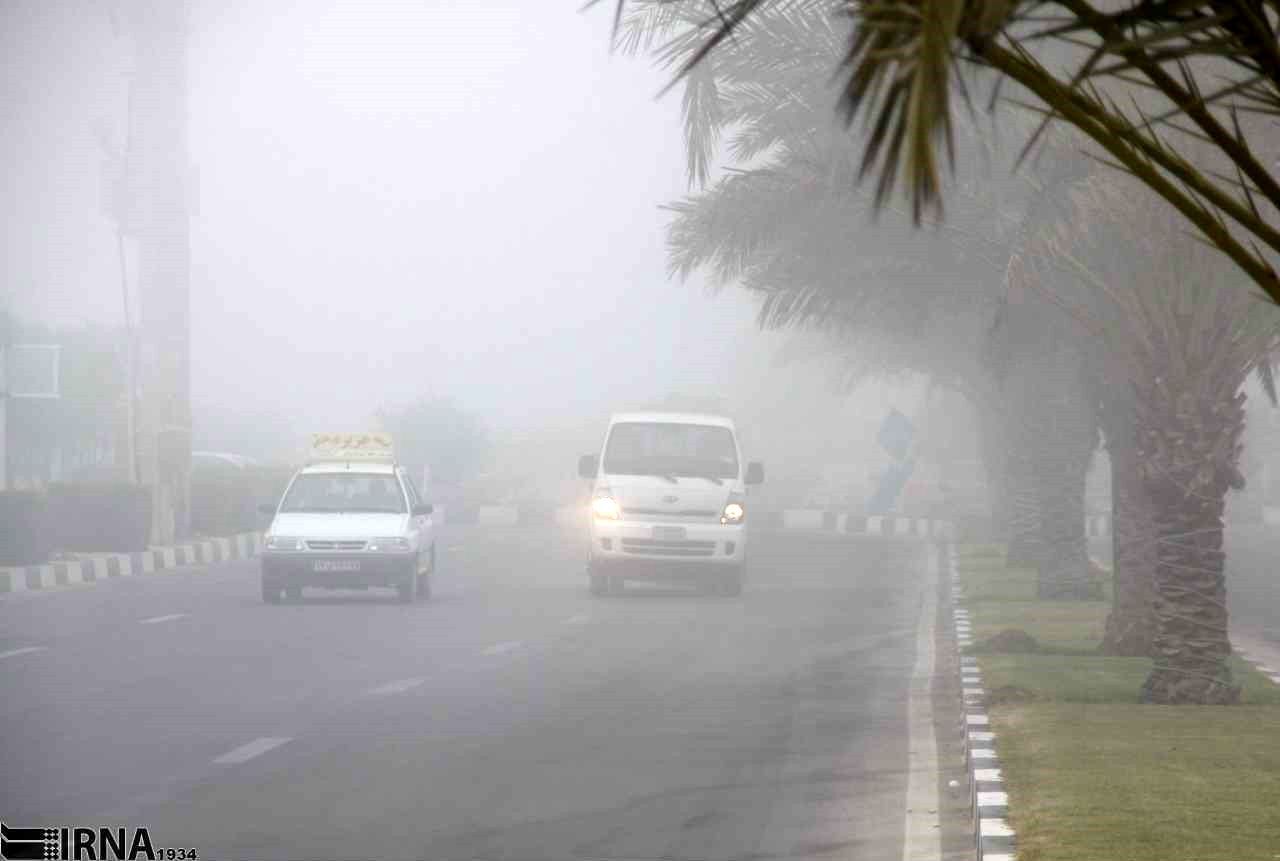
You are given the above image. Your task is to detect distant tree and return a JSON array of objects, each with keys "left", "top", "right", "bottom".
[{"left": 377, "top": 397, "right": 492, "bottom": 487}]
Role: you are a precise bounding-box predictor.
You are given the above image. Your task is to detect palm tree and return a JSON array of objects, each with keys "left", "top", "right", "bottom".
[
  {"left": 1018, "top": 173, "right": 1280, "bottom": 701},
  {"left": 598, "top": 0, "right": 1280, "bottom": 304},
  {"left": 630, "top": 2, "right": 1105, "bottom": 593}
]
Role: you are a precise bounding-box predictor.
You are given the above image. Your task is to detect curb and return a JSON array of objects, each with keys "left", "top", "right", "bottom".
[
  {"left": 0, "top": 532, "right": 264, "bottom": 594},
  {"left": 949, "top": 545, "right": 1016, "bottom": 861}
]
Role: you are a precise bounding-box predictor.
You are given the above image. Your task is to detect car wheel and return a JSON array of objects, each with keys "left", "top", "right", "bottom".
[
  {"left": 284, "top": 584, "right": 302, "bottom": 602},
  {"left": 397, "top": 569, "right": 417, "bottom": 604},
  {"left": 722, "top": 567, "right": 744, "bottom": 597},
  {"left": 262, "top": 580, "right": 282, "bottom": 604},
  {"left": 416, "top": 548, "right": 433, "bottom": 601},
  {"left": 608, "top": 575, "right": 626, "bottom": 596}
]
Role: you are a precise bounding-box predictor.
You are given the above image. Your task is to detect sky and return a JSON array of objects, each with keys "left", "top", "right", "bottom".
[{"left": 2, "top": 0, "right": 771, "bottom": 435}]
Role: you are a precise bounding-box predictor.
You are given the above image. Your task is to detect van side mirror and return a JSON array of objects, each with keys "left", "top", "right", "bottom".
[
  {"left": 413, "top": 503, "right": 434, "bottom": 516},
  {"left": 578, "top": 454, "right": 598, "bottom": 479},
  {"left": 745, "top": 462, "right": 765, "bottom": 485}
]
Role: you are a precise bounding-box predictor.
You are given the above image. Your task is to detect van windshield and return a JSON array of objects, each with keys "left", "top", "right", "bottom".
[
  {"left": 280, "top": 473, "right": 407, "bottom": 514},
  {"left": 602, "top": 422, "right": 739, "bottom": 479}
]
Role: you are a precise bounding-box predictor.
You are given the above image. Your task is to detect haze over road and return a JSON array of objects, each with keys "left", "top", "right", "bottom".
[{"left": 0, "top": 524, "right": 941, "bottom": 861}]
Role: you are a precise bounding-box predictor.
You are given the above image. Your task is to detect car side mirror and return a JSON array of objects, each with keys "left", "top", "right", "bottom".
[
  {"left": 578, "top": 454, "right": 598, "bottom": 479},
  {"left": 413, "top": 503, "right": 434, "bottom": 516},
  {"left": 745, "top": 462, "right": 765, "bottom": 485},
  {"left": 258, "top": 503, "right": 278, "bottom": 515}
]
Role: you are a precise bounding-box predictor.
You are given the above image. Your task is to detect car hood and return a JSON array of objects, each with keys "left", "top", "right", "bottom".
[
  {"left": 269, "top": 512, "right": 409, "bottom": 539},
  {"left": 599, "top": 475, "right": 736, "bottom": 514}
]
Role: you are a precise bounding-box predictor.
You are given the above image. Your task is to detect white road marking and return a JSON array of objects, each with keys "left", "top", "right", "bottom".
[
  {"left": 368, "top": 677, "right": 426, "bottom": 696},
  {"left": 481, "top": 640, "right": 522, "bottom": 656},
  {"left": 563, "top": 614, "right": 589, "bottom": 625},
  {"left": 901, "top": 543, "right": 941, "bottom": 861},
  {"left": 0, "top": 646, "right": 46, "bottom": 661},
  {"left": 139, "top": 613, "right": 188, "bottom": 625},
  {"left": 213, "top": 737, "right": 291, "bottom": 765}
]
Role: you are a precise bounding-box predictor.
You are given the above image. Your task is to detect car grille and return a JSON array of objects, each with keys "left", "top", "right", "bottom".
[
  {"left": 620, "top": 538, "right": 717, "bottom": 557},
  {"left": 306, "top": 540, "right": 367, "bottom": 551}
]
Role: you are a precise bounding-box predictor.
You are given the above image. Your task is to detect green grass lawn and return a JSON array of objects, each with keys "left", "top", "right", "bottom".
[
  {"left": 993, "top": 704, "right": 1280, "bottom": 861},
  {"left": 957, "top": 544, "right": 1280, "bottom": 861}
]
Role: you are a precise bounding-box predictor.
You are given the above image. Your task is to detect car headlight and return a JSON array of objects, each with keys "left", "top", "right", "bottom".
[
  {"left": 592, "top": 496, "right": 621, "bottom": 520},
  {"left": 266, "top": 536, "right": 304, "bottom": 551},
  {"left": 368, "top": 537, "right": 411, "bottom": 552},
  {"left": 721, "top": 500, "right": 745, "bottom": 525}
]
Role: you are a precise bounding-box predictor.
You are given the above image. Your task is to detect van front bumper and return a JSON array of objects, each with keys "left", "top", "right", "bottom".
[
  {"left": 261, "top": 553, "right": 415, "bottom": 590},
  {"left": 589, "top": 519, "right": 746, "bottom": 570}
]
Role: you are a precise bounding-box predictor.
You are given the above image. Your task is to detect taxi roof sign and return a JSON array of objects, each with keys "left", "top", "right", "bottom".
[{"left": 309, "top": 432, "right": 395, "bottom": 463}]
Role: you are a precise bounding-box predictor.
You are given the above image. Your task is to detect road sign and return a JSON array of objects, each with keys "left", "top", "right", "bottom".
[
  {"left": 3, "top": 345, "right": 60, "bottom": 398},
  {"left": 877, "top": 409, "right": 914, "bottom": 461}
]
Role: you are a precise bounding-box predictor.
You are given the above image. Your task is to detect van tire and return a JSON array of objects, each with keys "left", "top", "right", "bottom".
[
  {"left": 397, "top": 569, "right": 417, "bottom": 604},
  {"left": 589, "top": 574, "right": 607, "bottom": 596},
  {"left": 285, "top": 584, "right": 302, "bottom": 602},
  {"left": 262, "top": 581, "right": 282, "bottom": 604},
  {"left": 721, "top": 567, "right": 744, "bottom": 597}
]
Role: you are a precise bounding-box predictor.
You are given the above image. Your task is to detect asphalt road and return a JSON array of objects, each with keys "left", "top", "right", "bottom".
[
  {"left": 0, "top": 525, "right": 944, "bottom": 861},
  {"left": 1225, "top": 525, "right": 1280, "bottom": 649}
]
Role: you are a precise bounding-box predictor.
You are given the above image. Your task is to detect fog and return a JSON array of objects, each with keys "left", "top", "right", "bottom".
[{"left": 2, "top": 0, "right": 919, "bottom": 451}]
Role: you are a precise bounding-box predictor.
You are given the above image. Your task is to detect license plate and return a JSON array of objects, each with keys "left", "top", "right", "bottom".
[
  {"left": 314, "top": 560, "right": 361, "bottom": 573},
  {"left": 652, "top": 526, "right": 687, "bottom": 541}
]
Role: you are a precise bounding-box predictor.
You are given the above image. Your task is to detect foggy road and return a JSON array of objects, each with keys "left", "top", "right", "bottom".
[{"left": 0, "top": 526, "right": 935, "bottom": 861}]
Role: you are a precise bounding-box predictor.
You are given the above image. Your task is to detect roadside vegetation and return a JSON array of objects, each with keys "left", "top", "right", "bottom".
[{"left": 957, "top": 543, "right": 1280, "bottom": 861}]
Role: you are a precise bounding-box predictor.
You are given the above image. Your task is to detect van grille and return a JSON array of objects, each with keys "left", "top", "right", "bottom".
[
  {"left": 620, "top": 538, "right": 716, "bottom": 557},
  {"left": 623, "top": 507, "right": 718, "bottom": 518},
  {"left": 306, "top": 540, "right": 367, "bottom": 551}
]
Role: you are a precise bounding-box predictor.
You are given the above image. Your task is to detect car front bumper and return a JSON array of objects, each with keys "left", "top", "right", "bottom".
[{"left": 261, "top": 552, "right": 415, "bottom": 589}]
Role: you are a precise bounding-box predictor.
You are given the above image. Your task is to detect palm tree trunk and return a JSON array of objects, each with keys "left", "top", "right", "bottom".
[
  {"left": 1100, "top": 400, "right": 1157, "bottom": 655},
  {"left": 1138, "top": 382, "right": 1243, "bottom": 705},
  {"left": 1005, "top": 443, "right": 1041, "bottom": 567}
]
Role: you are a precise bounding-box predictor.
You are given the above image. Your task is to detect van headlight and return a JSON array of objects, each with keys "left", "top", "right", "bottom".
[
  {"left": 592, "top": 496, "right": 621, "bottom": 520},
  {"left": 721, "top": 499, "right": 745, "bottom": 525},
  {"left": 266, "top": 536, "right": 304, "bottom": 551},
  {"left": 368, "top": 537, "right": 411, "bottom": 552}
]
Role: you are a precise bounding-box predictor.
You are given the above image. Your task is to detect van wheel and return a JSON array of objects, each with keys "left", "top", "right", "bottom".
[
  {"left": 589, "top": 574, "right": 607, "bottom": 596},
  {"left": 285, "top": 584, "right": 302, "bottom": 602},
  {"left": 721, "top": 567, "right": 744, "bottom": 597},
  {"left": 608, "top": 576, "right": 626, "bottom": 596},
  {"left": 262, "top": 581, "right": 282, "bottom": 604}
]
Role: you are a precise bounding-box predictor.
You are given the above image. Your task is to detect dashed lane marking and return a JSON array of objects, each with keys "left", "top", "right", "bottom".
[
  {"left": 139, "top": 613, "right": 188, "bottom": 625},
  {"left": 368, "top": 677, "right": 426, "bottom": 696},
  {"left": 481, "top": 640, "right": 522, "bottom": 656},
  {"left": 213, "top": 737, "right": 292, "bottom": 765},
  {"left": 564, "top": 614, "right": 589, "bottom": 625},
  {"left": 0, "top": 646, "right": 47, "bottom": 661}
]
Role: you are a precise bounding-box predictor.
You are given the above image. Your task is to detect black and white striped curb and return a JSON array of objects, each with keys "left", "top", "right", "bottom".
[
  {"left": 0, "top": 532, "right": 264, "bottom": 594},
  {"left": 950, "top": 545, "right": 1016, "bottom": 861}
]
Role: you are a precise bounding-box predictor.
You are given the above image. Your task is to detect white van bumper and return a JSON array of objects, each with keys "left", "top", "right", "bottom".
[{"left": 588, "top": 519, "right": 746, "bottom": 568}]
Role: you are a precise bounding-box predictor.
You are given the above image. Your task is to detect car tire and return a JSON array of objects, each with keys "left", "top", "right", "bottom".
[
  {"left": 284, "top": 584, "right": 302, "bottom": 602},
  {"left": 397, "top": 568, "right": 417, "bottom": 604},
  {"left": 722, "top": 567, "right": 744, "bottom": 597},
  {"left": 416, "top": 548, "right": 433, "bottom": 602},
  {"left": 608, "top": 575, "right": 626, "bottom": 596},
  {"left": 262, "top": 581, "right": 282, "bottom": 604}
]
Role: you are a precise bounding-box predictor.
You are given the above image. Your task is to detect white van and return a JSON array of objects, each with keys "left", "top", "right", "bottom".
[{"left": 577, "top": 412, "right": 764, "bottom": 596}]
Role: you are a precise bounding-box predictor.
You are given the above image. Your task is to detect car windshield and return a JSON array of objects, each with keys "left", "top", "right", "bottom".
[
  {"left": 602, "top": 422, "right": 739, "bottom": 479},
  {"left": 279, "top": 473, "right": 406, "bottom": 514}
]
